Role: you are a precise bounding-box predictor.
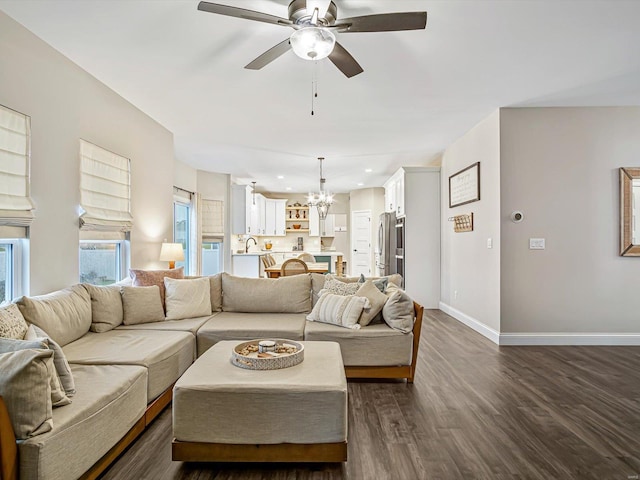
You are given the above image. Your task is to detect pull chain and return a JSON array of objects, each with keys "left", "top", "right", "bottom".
[{"left": 311, "top": 61, "right": 318, "bottom": 116}]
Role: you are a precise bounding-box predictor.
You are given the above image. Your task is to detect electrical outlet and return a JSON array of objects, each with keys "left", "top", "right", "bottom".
[{"left": 487, "top": 238, "right": 493, "bottom": 249}]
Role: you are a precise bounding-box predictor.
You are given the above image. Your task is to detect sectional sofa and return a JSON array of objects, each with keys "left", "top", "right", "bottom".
[{"left": 0, "top": 271, "right": 424, "bottom": 480}]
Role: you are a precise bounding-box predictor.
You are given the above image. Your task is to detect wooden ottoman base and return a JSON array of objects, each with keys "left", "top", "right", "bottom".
[{"left": 172, "top": 440, "right": 347, "bottom": 463}]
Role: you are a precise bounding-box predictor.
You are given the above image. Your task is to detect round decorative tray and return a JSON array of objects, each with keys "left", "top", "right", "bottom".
[{"left": 231, "top": 339, "right": 304, "bottom": 370}]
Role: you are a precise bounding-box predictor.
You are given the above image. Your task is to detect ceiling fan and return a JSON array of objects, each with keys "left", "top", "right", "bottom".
[{"left": 197, "top": 0, "right": 427, "bottom": 78}]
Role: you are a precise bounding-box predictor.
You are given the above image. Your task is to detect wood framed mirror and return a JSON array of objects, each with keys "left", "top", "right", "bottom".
[{"left": 620, "top": 167, "right": 640, "bottom": 256}]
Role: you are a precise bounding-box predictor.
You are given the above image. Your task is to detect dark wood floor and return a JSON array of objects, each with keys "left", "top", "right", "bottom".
[{"left": 101, "top": 310, "right": 640, "bottom": 480}]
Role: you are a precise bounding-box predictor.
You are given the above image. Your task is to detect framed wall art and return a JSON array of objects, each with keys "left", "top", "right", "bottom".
[{"left": 449, "top": 162, "right": 480, "bottom": 208}]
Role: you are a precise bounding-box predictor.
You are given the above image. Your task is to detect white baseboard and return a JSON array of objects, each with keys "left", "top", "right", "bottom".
[
  {"left": 498, "top": 333, "right": 640, "bottom": 346},
  {"left": 438, "top": 302, "right": 640, "bottom": 345},
  {"left": 438, "top": 302, "right": 500, "bottom": 344}
]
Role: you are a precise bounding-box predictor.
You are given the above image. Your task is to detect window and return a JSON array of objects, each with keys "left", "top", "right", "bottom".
[
  {"left": 173, "top": 201, "right": 190, "bottom": 273},
  {"left": 202, "top": 241, "right": 222, "bottom": 275},
  {"left": 0, "top": 240, "right": 23, "bottom": 303},
  {"left": 0, "top": 104, "right": 33, "bottom": 299},
  {"left": 200, "top": 198, "right": 224, "bottom": 275},
  {"left": 79, "top": 241, "right": 126, "bottom": 285},
  {"left": 78, "top": 140, "right": 132, "bottom": 283}
]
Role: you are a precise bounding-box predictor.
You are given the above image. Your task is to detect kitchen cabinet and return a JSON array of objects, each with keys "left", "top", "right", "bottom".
[
  {"left": 285, "top": 206, "right": 310, "bottom": 233},
  {"left": 309, "top": 207, "right": 335, "bottom": 237},
  {"left": 231, "top": 254, "right": 265, "bottom": 278},
  {"left": 264, "top": 199, "right": 287, "bottom": 236},
  {"left": 384, "top": 169, "right": 405, "bottom": 217}
]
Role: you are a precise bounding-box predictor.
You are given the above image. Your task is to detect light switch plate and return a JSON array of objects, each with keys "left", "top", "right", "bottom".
[
  {"left": 487, "top": 238, "right": 493, "bottom": 249},
  {"left": 529, "top": 238, "right": 545, "bottom": 249}
]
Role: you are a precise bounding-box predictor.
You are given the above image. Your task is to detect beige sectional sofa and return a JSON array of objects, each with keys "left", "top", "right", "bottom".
[{"left": 0, "top": 271, "right": 424, "bottom": 480}]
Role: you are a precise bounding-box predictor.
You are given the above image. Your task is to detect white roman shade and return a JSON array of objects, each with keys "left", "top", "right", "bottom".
[
  {"left": 79, "top": 139, "right": 132, "bottom": 232},
  {"left": 201, "top": 199, "right": 224, "bottom": 238},
  {"left": 0, "top": 104, "right": 35, "bottom": 232}
]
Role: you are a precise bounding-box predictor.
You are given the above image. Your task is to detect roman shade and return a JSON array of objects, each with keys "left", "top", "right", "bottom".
[
  {"left": 201, "top": 199, "right": 223, "bottom": 238},
  {"left": 79, "top": 139, "right": 132, "bottom": 232},
  {"left": 0, "top": 104, "right": 35, "bottom": 236}
]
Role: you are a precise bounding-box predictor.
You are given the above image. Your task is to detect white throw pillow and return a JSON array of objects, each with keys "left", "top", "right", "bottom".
[
  {"left": 164, "top": 277, "right": 212, "bottom": 320},
  {"left": 382, "top": 284, "right": 415, "bottom": 333},
  {"left": 306, "top": 292, "right": 370, "bottom": 330}
]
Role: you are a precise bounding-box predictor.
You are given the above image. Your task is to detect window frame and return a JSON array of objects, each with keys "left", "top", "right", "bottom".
[
  {"left": 201, "top": 239, "right": 224, "bottom": 276},
  {"left": 173, "top": 197, "right": 192, "bottom": 274}
]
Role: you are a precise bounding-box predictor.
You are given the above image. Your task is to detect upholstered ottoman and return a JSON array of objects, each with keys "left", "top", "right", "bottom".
[{"left": 172, "top": 340, "right": 347, "bottom": 463}]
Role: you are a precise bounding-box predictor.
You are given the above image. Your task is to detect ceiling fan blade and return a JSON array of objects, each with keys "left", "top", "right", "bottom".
[
  {"left": 306, "top": 0, "right": 332, "bottom": 20},
  {"left": 328, "top": 42, "right": 363, "bottom": 78},
  {"left": 197, "top": 1, "right": 293, "bottom": 27},
  {"left": 334, "top": 12, "right": 427, "bottom": 32},
  {"left": 245, "top": 38, "right": 291, "bottom": 70}
]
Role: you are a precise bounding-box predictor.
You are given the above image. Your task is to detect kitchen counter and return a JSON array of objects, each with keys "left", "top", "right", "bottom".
[{"left": 231, "top": 251, "right": 345, "bottom": 277}]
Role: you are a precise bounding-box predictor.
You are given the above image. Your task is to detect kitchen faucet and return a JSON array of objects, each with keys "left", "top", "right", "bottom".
[{"left": 245, "top": 237, "right": 257, "bottom": 253}]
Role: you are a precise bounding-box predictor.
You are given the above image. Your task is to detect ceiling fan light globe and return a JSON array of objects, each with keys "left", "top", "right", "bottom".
[{"left": 290, "top": 26, "right": 336, "bottom": 61}]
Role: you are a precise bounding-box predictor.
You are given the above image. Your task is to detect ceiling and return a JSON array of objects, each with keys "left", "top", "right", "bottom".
[{"left": 1, "top": 0, "right": 640, "bottom": 194}]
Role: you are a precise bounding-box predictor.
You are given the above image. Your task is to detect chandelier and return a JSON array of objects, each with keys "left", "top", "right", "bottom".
[{"left": 308, "top": 157, "right": 333, "bottom": 220}]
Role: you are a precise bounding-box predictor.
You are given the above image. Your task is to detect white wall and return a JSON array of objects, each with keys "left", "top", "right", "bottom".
[
  {"left": 500, "top": 107, "right": 640, "bottom": 335},
  {"left": 441, "top": 110, "right": 502, "bottom": 334},
  {"left": 0, "top": 12, "right": 175, "bottom": 294}
]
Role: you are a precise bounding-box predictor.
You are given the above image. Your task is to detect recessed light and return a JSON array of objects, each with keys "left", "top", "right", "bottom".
[
  {"left": 357, "top": 182, "right": 364, "bottom": 186},
  {"left": 285, "top": 187, "right": 292, "bottom": 191},
  {"left": 365, "top": 169, "right": 372, "bottom": 173},
  {"left": 277, "top": 175, "right": 284, "bottom": 179}
]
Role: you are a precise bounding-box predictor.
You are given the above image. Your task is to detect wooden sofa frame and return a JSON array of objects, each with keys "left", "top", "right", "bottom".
[{"left": 0, "top": 302, "right": 424, "bottom": 478}]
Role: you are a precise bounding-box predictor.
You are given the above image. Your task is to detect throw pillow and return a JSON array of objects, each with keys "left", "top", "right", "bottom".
[
  {"left": 25, "top": 324, "right": 75, "bottom": 396},
  {"left": 83, "top": 284, "right": 124, "bottom": 332},
  {"left": 355, "top": 280, "right": 388, "bottom": 327},
  {"left": 323, "top": 276, "right": 361, "bottom": 296},
  {"left": 164, "top": 277, "right": 212, "bottom": 320},
  {"left": 0, "top": 303, "right": 28, "bottom": 339},
  {"left": 15, "top": 284, "right": 92, "bottom": 347},
  {"left": 121, "top": 286, "right": 165, "bottom": 325},
  {"left": 129, "top": 267, "right": 184, "bottom": 309},
  {"left": 0, "top": 339, "right": 70, "bottom": 408},
  {"left": 359, "top": 274, "right": 389, "bottom": 293},
  {"left": 0, "top": 349, "right": 55, "bottom": 439},
  {"left": 382, "top": 284, "right": 415, "bottom": 333},
  {"left": 306, "top": 292, "right": 370, "bottom": 330}
]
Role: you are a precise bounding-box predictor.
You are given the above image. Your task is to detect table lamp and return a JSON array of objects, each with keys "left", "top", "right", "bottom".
[{"left": 159, "top": 242, "right": 184, "bottom": 269}]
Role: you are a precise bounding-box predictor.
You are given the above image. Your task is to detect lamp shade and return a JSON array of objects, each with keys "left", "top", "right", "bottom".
[
  {"left": 159, "top": 243, "right": 185, "bottom": 262},
  {"left": 290, "top": 27, "right": 336, "bottom": 61}
]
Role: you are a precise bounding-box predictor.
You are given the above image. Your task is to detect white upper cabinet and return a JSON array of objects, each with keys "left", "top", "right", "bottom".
[
  {"left": 384, "top": 169, "right": 406, "bottom": 217},
  {"left": 264, "top": 199, "right": 287, "bottom": 236},
  {"left": 309, "top": 207, "right": 335, "bottom": 237}
]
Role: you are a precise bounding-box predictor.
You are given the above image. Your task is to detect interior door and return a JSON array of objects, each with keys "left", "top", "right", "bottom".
[{"left": 351, "top": 210, "right": 371, "bottom": 277}]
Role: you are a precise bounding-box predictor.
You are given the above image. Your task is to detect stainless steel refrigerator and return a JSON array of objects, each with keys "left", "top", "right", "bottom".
[{"left": 376, "top": 212, "right": 396, "bottom": 276}]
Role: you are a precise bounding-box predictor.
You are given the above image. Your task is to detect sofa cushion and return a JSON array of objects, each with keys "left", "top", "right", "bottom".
[
  {"left": 164, "top": 277, "right": 211, "bottom": 320},
  {"left": 63, "top": 330, "right": 194, "bottom": 400},
  {"left": 304, "top": 321, "right": 413, "bottom": 366},
  {"left": 25, "top": 324, "right": 76, "bottom": 397},
  {"left": 0, "top": 349, "right": 54, "bottom": 439},
  {"left": 196, "top": 312, "right": 307, "bottom": 356},
  {"left": 382, "top": 284, "right": 415, "bottom": 333},
  {"left": 209, "top": 274, "right": 222, "bottom": 312},
  {"left": 310, "top": 273, "right": 326, "bottom": 307},
  {"left": 117, "top": 314, "right": 216, "bottom": 335},
  {"left": 16, "top": 285, "right": 92, "bottom": 347},
  {"left": 121, "top": 285, "right": 165, "bottom": 325},
  {"left": 19, "top": 364, "right": 147, "bottom": 480},
  {"left": 82, "top": 283, "right": 123, "bottom": 332},
  {"left": 221, "top": 273, "right": 311, "bottom": 313},
  {"left": 130, "top": 266, "right": 184, "bottom": 308},
  {"left": 0, "top": 303, "right": 28, "bottom": 339},
  {"left": 355, "top": 280, "right": 388, "bottom": 327},
  {"left": 306, "top": 292, "right": 369, "bottom": 330}
]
